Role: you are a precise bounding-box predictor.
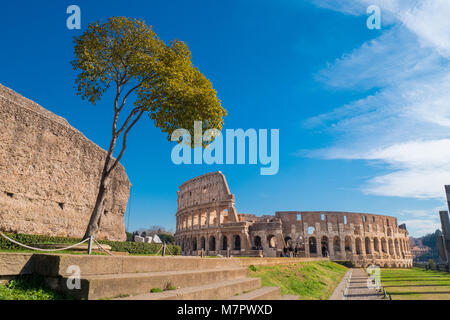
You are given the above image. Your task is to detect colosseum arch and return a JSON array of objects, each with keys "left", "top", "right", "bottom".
[
  {"left": 254, "top": 235, "right": 262, "bottom": 249},
  {"left": 374, "top": 237, "right": 380, "bottom": 253},
  {"left": 365, "top": 237, "right": 371, "bottom": 254},
  {"left": 394, "top": 239, "right": 400, "bottom": 257},
  {"left": 344, "top": 236, "right": 352, "bottom": 253},
  {"left": 309, "top": 237, "right": 317, "bottom": 254},
  {"left": 233, "top": 235, "right": 241, "bottom": 250},
  {"left": 192, "top": 237, "right": 198, "bottom": 251},
  {"left": 267, "top": 235, "right": 277, "bottom": 248},
  {"left": 200, "top": 236, "right": 206, "bottom": 250},
  {"left": 381, "top": 238, "right": 388, "bottom": 254},
  {"left": 321, "top": 236, "right": 329, "bottom": 256},
  {"left": 333, "top": 236, "right": 341, "bottom": 254},
  {"left": 209, "top": 236, "right": 216, "bottom": 251},
  {"left": 355, "top": 238, "right": 362, "bottom": 255},
  {"left": 296, "top": 236, "right": 305, "bottom": 255},
  {"left": 221, "top": 236, "right": 228, "bottom": 250},
  {"left": 284, "top": 236, "right": 293, "bottom": 249},
  {"left": 388, "top": 239, "right": 394, "bottom": 256}
]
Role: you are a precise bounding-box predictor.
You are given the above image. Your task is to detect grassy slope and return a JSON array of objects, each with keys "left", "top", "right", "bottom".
[
  {"left": 381, "top": 268, "right": 450, "bottom": 300},
  {"left": 248, "top": 261, "right": 347, "bottom": 300},
  {"left": 0, "top": 276, "right": 69, "bottom": 300}
]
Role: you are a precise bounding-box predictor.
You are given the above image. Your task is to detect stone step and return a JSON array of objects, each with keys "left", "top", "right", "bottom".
[
  {"left": 58, "top": 267, "right": 249, "bottom": 300},
  {"left": 114, "top": 277, "right": 262, "bottom": 300},
  {"left": 227, "top": 286, "right": 281, "bottom": 300},
  {"left": 33, "top": 254, "right": 242, "bottom": 277}
]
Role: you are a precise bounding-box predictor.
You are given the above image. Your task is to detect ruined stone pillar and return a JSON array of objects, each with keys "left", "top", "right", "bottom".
[
  {"left": 340, "top": 238, "right": 346, "bottom": 259},
  {"left": 446, "top": 185, "right": 450, "bottom": 213},
  {"left": 305, "top": 237, "right": 310, "bottom": 257},
  {"left": 317, "top": 235, "right": 322, "bottom": 258},
  {"left": 217, "top": 207, "right": 221, "bottom": 227},
  {"left": 361, "top": 238, "right": 366, "bottom": 257},
  {"left": 207, "top": 209, "right": 211, "bottom": 228},
  {"left": 328, "top": 238, "right": 334, "bottom": 258},
  {"left": 438, "top": 209, "right": 450, "bottom": 264},
  {"left": 351, "top": 237, "right": 357, "bottom": 255}
]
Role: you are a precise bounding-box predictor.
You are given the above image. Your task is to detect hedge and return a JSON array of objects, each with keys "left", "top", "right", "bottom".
[{"left": 0, "top": 232, "right": 180, "bottom": 255}]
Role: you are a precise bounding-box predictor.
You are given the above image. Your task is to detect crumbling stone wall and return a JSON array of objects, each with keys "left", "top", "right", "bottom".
[
  {"left": 0, "top": 84, "right": 130, "bottom": 241},
  {"left": 175, "top": 172, "right": 413, "bottom": 267}
]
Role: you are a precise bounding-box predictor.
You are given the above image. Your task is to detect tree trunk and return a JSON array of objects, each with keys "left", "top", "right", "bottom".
[
  {"left": 83, "top": 172, "right": 110, "bottom": 239},
  {"left": 83, "top": 134, "right": 117, "bottom": 239}
]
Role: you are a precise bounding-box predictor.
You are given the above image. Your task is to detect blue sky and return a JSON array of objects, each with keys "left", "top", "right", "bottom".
[{"left": 1, "top": 0, "right": 449, "bottom": 236}]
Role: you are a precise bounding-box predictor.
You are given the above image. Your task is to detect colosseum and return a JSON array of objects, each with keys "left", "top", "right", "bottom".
[{"left": 175, "top": 172, "right": 413, "bottom": 268}]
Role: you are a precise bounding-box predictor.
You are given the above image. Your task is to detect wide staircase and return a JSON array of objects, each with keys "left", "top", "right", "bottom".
[{"left": 28, "top": 254, "right": 299, "bottom": 300}]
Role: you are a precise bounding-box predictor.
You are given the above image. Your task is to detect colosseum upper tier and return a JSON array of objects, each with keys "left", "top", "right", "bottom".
[
  {"left": 175, "top": 172, "right": 413, "bottom": 268},
  {"left": 0, "top": 83, "right": 131, "bottom": 241}
]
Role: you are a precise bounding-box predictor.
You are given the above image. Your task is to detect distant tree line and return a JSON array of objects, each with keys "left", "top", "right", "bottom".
[{"left": 414, "top": 229, "right": 442, "bottom": 262}]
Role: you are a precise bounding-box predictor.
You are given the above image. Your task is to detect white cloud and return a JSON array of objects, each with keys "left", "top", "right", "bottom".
[
  {"left": 399, "top": 218, "right": 440, "bottom": 237},
  {"left": 400, "top": 0, "right": 450, "bottom": 57},
  {"left": 304, "top": 0, "right": 450, "bottom": 199},
  {"left": 397, "top": 206, "right": 445, "bottom": 236}
]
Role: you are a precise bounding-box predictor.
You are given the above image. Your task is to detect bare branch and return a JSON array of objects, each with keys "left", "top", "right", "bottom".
[
  {"left": 107, "top": 109, "right": 145, "bottom": 175},
  {"left": 118, "top": 82, "right": 143, "bottom": 112},
  {"left": 116, "top": 106, "right": 141, "bottom": 136}
]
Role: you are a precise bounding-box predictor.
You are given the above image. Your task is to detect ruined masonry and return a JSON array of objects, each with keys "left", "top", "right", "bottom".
[
  {"left": 0, "top": 83, "right": 130, "bottom": 241},
  {"left": 175, "top": 172, "right": 413, "bottom": 267},
  {"left": 437, "top": 185, "right": 450, "bottom": 265}
]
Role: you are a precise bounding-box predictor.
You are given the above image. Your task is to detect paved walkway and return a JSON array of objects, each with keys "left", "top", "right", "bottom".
[{"left": 330, "top": 268, "right": 384, "bottom": 300}]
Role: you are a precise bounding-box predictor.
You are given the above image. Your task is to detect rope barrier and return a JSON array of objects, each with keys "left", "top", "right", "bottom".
[
  {"left": 154, "top": 244, "right": 164, "bottom": 256},
  {"left": 0, "top": 231, "right": 90, "bottom": 252},
  {"left": 93, "top": 239, "right": 114, "bottom": 256}
]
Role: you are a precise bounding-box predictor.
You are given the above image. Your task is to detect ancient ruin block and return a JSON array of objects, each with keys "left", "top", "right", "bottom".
[{"left": 0, "top": 84, "right": 130, "bottom": 241}]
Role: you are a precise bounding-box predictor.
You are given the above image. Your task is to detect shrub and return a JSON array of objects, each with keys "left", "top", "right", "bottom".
[
  {"left": 427, "top": 259, "right": 436, "bottom": 270},
  {"left": 0, "top": 232, "right": 80, "bottom": 251},
  {"left": 165, "top": 282, "right": 177, "bottom": 291},
  {"left": 249, "top": 265, "right": 257, "bottom": 272},
  {"left": 0, "top": 232, "right": 181, "bottom": 256},
  {"left": 100, "top": 240, "right": 181, "bottom": 255},
  {"left": 150, "top": 288, "right": 163, "bottom": 293}
]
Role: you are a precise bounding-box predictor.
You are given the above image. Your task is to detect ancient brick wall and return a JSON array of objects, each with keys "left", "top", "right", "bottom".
[{"left": 0, "top": 84, "right": 130, "bottom": 241}]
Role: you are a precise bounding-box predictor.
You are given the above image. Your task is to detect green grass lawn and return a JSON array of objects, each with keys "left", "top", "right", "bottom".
[
  {"left": 248, "top": 260, "right": 347, "bottom": 300},
  {"left": 0, "top": 276, "right": 70, "bottom": 300},
  {"left": 381, "top": 268, "right": 450, "bottom": 300}
]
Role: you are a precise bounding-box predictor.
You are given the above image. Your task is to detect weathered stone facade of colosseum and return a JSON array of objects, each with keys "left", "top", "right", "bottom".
[
  {"left": 175, "top": 172, "right": 413, "bottom": 267},
  {"left": 0, "top": 84, "right": 130, "bottom": 241}
]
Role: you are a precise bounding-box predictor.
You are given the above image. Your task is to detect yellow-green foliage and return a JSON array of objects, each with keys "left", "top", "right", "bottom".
[
  {"left": 249, "top": 261, "right": 347, "bottom": 300},
  {"left": 0, "top": 276, "right": 69, "bottom": 300}
]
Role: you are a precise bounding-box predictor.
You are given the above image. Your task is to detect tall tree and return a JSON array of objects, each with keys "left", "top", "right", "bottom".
[{"left": 71, "top": 17, "right": 227, "bottom": 239}]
